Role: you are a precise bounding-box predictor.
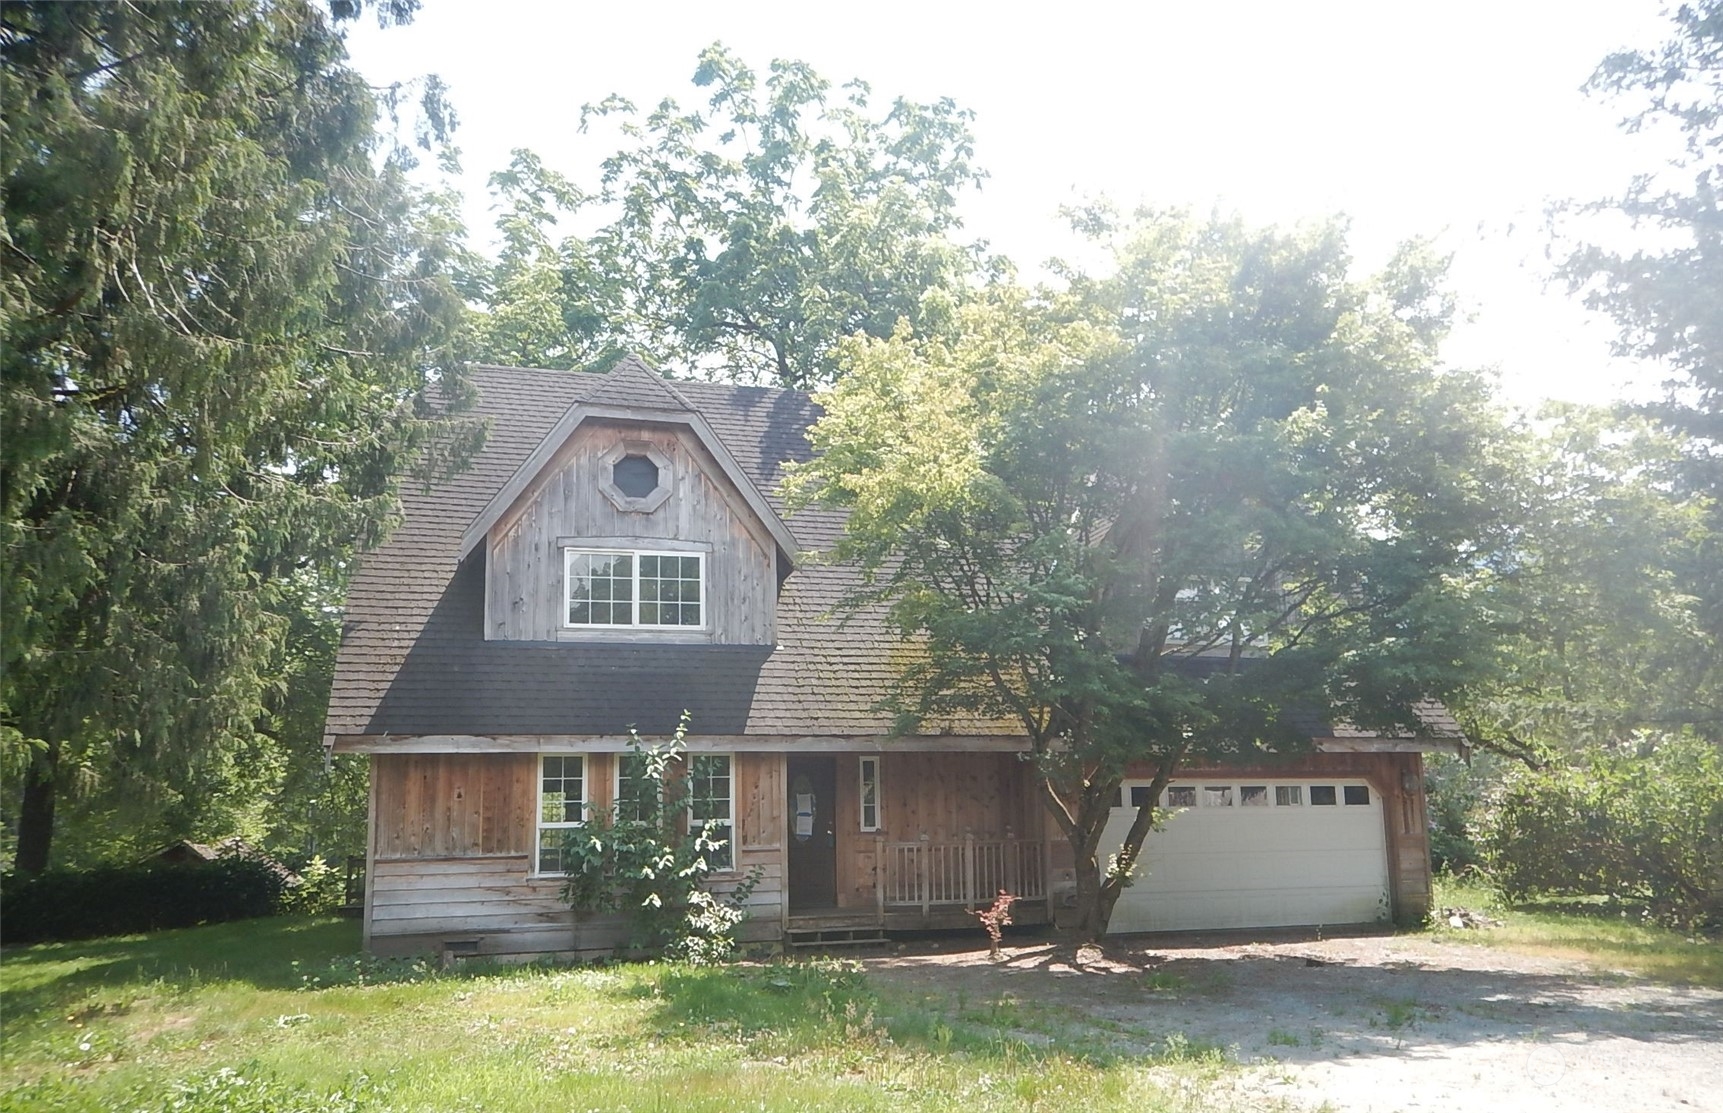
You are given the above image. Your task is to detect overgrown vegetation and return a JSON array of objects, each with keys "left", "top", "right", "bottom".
[
  {"left": 1474, "top": 735, "right": 1723, "bottom": 930},
  {"left": 0, "top": 918, "right": 1262, "bottom": 1113},
  {"left": 558, "top": 718, "right": 760, "bottom": 962}
]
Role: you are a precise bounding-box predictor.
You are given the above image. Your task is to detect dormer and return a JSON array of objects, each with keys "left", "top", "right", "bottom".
[{"left": 458, "top": 357, "right": 798, "bottom": 645}]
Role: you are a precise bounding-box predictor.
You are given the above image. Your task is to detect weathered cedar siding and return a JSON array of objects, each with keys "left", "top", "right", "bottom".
[
  {"left": 367, "top": 751, "right": 786, "bottom": 957},
  {"left": 371, "top": 753, "right": 536, "bottom": 858},
  {"left": 831, "top": 753, "right": 1041, "bottom": 911},
  {"left": 486, "top": 421, "right": 777, "bottom": 644}
]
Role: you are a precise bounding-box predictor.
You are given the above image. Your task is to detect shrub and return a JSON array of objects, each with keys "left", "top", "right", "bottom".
[
  {"left": 559, "top": 715, "right": 760, "bottom": 962},
  {"left": 1477, "top": 734, "right": 1723, "bottom": 930},
  {"left": 0, "top": 858, "right": 288, "bottom": 943},
  {"left": 279, "top": 854, "right": 344, "bottom": 915}
]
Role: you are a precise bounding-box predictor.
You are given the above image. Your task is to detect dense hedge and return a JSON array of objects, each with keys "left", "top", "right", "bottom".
[{"left": 1, "top": 858, "right": 289, "bottom": 943}]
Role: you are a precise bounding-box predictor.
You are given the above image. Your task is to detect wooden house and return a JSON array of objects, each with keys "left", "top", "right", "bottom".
[{"left": 323, "top": 358, "right": 1460, "bottom": 958}]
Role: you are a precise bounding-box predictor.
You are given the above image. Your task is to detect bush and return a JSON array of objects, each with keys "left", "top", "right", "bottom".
[
  {"left": 0, "top": 858, "right": 289, "bottom": 943},
  {"left": 279, "top": 854, "right": 344, "bottom": 915},
  {"left": 559, "top": 716, "right": 759, "bottom": 962},
  {"left": 1477, "top": 734, "right": 1723, "bottom": 930}
]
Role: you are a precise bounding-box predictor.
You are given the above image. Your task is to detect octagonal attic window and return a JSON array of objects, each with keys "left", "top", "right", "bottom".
[
  {"left": 598, "top": 441, "right": 673, "bottom": 513},
  {"left": 613, "top": 453, "right": 659, "bottom": 499}
]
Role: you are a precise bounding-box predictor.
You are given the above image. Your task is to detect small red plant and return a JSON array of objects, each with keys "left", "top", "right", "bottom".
[{"left": 972, "top": 890, "right": 1017, "bottom": 958}]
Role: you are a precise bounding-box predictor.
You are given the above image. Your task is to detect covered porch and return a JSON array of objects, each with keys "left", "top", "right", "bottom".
[{"left": 778, "top": 750, "right": 1051, "bottom": 942}]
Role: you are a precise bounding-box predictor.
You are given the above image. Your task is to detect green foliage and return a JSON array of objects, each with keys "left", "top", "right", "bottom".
[
  {"left": 278, "top": 854, "right": 344, "bottom": 916},
  {"left": 0, "top": 1, "right": 477, "bottom": 872},
  {"left": 1478, "top": 734, "right": 1723, "bottom": 929},
  {"left": 1455, "top": 408, "right": 1717, "bottom": 766},
  {"left": 1561, "top": 0, "right": 1723, "bottom": 741},
  {"left": 1568, "top": 0, "right": 1722, "bottom": 443},
  {"left": 464, "top": 42, "right": 985, "bottom": 386},
  {"left": 558, "top": 717, "right": 759, "bottom": 961},
  {"left": 1424, "top": 752, "right": 1493, "bottom": 874},
  {"left": 792, "top": 210, "right": 1514, "bottom": 936},
  {"left": 0, "top": 858, "right": 289, "bottom": 943}
]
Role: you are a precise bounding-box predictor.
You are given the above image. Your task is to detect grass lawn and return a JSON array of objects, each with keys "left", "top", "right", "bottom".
[
  {"left": 1, "top": 917, "right": 1259, "bottom": 1113},
  {"left": 1429, "top": 875, "right": 1723, "bottom": 989}
]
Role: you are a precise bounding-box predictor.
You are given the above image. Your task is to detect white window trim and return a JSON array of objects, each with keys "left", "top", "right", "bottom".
[
  {"left": 685, "top": 753, "right": 736, "bottom": 873},
  {"left": 859, "top": 756, "right": 881, "bottom": 832},
  {"left": 535, "top": 753, "right": 587, "bottom": 876},
  {"left": 563, "top": 547, "right": 709, "bottom": 631}
]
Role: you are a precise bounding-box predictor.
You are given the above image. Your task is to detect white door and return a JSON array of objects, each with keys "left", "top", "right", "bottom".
[{"left": 1101, "top": 779, "right": 1390, "bottom": 934}]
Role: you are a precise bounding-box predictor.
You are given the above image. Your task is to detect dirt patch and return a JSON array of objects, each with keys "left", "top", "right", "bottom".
[{"left": 864, "top": 931, "right": 1723, "bottom": 1112}]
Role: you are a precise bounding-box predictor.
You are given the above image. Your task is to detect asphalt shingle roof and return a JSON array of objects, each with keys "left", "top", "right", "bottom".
[{"left": 326, "top": 361, "right": 928, "bottom": 741}]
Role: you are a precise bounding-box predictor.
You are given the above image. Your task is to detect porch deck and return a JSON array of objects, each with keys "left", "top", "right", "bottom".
[{"left": 787, "top": 834, "right": 1051, "bottom": 943}]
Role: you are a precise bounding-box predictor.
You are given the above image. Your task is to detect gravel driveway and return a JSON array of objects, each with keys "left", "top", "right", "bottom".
[{"left": 865, "top": 931, "right": 1723, "bottom": 1113}]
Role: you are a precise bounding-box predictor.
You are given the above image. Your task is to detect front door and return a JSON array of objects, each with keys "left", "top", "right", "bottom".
[{"left": 786, "top": 755, "right": 837, "bottom": 910}]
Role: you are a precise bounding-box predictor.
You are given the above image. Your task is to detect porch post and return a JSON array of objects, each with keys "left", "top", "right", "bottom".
[
  {"left": 918, "top": 832, "right": 930, "bottom": 916},
  {"left": 1004, "top": 824, "right": 1018, "bottom": 898},
  {"left": 875, "top": 834, "right": 885, "bottom": 927},
  {"left": 962, "top": 831, "right": 975, "bottom": 908}
]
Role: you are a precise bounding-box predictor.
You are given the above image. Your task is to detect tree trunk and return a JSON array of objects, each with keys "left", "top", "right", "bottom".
[
  {"left": 1065, "top": 759, "right": 1181, "bottom": 940},
  {"left": 1070, "top": 839, "right": 1105, "bottom": 938},
  {"left": 14, "top": 744, "right": 59, "bottom": 875}
]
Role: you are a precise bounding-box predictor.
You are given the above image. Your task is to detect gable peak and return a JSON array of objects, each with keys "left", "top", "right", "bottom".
[{"left": 577, "top": 354, "right": 695, "bottom": 413}]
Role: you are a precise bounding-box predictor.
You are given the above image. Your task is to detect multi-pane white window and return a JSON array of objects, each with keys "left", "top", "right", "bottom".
[
  {"left": 614, "top": 751, "right": 658, "bottom": 824},
  {"left": 686, "top": 754, "right": 734, "bottom": 870},
  {"left": 537, "top": 755, "right": 586, "bottom": 873},
  {"left": 565, "top": 549, "right": 704, "bottom": 628},
  {"left": 859, "top": 757, "right": 881, "bottom": 832}
]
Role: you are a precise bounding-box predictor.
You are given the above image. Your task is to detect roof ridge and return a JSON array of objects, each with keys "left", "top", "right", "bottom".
[{"left": 577, "top": 354, "right": 695, "bottom": 412}]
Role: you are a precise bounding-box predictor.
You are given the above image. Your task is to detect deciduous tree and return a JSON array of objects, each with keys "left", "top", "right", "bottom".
[
  {"left": 792, "top": 212, "right": 1513, "bottom": 937},
  {"left": 465, "top": 43, "right": 986, "bottom": 387}
]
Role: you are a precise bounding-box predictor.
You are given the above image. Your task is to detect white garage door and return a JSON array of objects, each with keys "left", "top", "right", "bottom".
[{"left": 1102, "top": 778, "right": 1390, "bottom": 934}]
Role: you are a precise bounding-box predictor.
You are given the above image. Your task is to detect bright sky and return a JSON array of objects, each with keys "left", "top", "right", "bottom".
[{"left": 345, "top": 0, "right": 1681, "bottom": 410}]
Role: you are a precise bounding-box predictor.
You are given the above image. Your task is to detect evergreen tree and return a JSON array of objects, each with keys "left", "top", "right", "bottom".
[{"left": 1, "top": 0, "right": 473, "bottom": 872}]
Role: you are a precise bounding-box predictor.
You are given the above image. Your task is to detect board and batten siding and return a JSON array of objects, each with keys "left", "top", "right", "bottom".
[
  {"left": 485, "top": 420, "right": 778, "bottom": 644},
  {"left": 367, "top": 751, "right": 787, "bottom": 957}
]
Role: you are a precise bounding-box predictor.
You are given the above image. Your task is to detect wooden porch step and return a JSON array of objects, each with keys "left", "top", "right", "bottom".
[{"left": 786, "top": 925, "right": 886, "bottom": 948}]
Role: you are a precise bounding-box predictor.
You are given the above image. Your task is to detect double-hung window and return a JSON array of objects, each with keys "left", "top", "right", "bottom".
[
  {"left": 565, "top": 549, "right": 705, "bottom": 629},
  {"left": 686, "top": 754, "right": 734, "bottom": 871},
  {"left": 537, "top": 755, "right": 586, "bottom": 873}
]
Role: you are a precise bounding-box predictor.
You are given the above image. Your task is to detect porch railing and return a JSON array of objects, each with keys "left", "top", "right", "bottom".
[{"left": 877, "top": 834, "right": 1045, "bottom": 916}]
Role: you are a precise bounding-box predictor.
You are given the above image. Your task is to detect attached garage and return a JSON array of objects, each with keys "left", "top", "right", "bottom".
[{"left": 1101, "top": 777, "right": 1392, "bottom": 934}]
